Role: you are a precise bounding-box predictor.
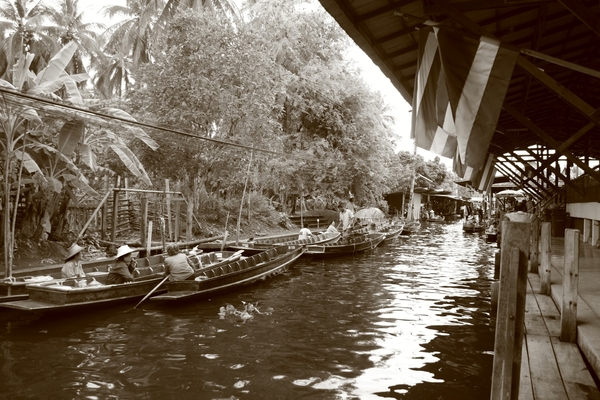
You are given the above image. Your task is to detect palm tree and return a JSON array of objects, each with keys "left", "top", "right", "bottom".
[
  {"left": 46, "top": 0, "right": 105, "bottom": 76},
  {"left": 0, "top": 0, "right": 57, "bottom": 80}
]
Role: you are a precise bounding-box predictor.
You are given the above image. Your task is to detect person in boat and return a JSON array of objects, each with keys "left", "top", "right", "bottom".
[
  {"left": 107, "top": 245, "right": 137, "bottom": 285},
  {"left": 369, "top": 223, "right": 378, "bottom": 234},
  {"left": 339, "top": 204, "right": 355, "bottom": 233},
  {"left": 163, "top": 244, "right": 195, "bottom": 281},
  {"left": 326, "top": 221, "right": 339, "bottom": 233},
  {"left": 345, "top": 194, "right": 356, "bottom": 213},
  {"left": 298, "top": 227, "right": 313, "bottom": 240},
  {"left": 62, "top": 243, "right": 86, "bottom": 279}
]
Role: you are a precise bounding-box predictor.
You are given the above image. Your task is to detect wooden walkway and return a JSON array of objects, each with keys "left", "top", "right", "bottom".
[{"left": 521, "top": 272, "right": 600, "bottom": 399}]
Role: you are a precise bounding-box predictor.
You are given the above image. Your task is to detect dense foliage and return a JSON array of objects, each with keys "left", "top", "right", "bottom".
[{"left": 0, "top": 0, "right": 452, "bottom": 270}]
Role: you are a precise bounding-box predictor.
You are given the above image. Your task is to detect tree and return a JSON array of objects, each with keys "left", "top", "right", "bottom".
[
  {"left": 46, "top": 0, "right": 105, "bottom": 77},
  {"left": 128, "top": 12, "right": 283, "bottom": 215},
  {"left": 0, "top": 0, "right": 57, "bottom": 79}
]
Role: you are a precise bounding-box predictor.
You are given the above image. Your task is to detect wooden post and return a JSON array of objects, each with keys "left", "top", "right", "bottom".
[
  {"left": 165, "top": 179, "right": 172, "bottom": 241},
  {"left": 560, "top": 229, "right": 580, "bottom": 343},
  {"left": 140, "top": 196, "right": 148, "bottom": 248},
  {"left": 539, "top": 222, "right": 552, "bottom": 295},
  {"left": 174, "top": 198, "right": 180, "bottom": 242},
  {"left": 530, "top": 216, "right": 539, "bottom": 273},
  {"left": 111, "top": 177, "right": 120, "bottom": 243},
  {"left": 101, "top": 175, "right": 108, "bottom": 240},
  {"left": 146, "top": 220, "right": 153, "bottom": 256},
  {"left": 491, "top": 220, "right": 531, "bottom": 400},
  {"left": 186, "top": 197, "right": 193, "bottom": 242}
]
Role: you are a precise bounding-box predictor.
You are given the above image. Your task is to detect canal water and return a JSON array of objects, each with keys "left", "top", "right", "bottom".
[{"left": 0, "top": 222, "right": 496, "bottom": 399}]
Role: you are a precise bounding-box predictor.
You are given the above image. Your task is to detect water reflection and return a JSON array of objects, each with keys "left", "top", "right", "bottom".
[{"left": 0, "top": 222, "right": 496, "bottom": 399}]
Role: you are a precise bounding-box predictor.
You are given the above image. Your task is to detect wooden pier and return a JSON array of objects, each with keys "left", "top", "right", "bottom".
[{"left": 492, "top": 218, "right": 600, "bottom": 400}]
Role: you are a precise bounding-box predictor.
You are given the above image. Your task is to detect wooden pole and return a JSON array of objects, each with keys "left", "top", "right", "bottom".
[
  {"left": 165, "top": 179, "right": 172, "bottom": 241},
  {"left": 111, "top": 176, "right": 120, "bottom": 242},
  {"left": 530, "top": 216, "right": 540, "bottom": 273},
  {"left": 221, "top": 212, "right": 230, "bottom": 251},
  {"left": 75, "top": 190, "right": 112, "bottom": 242},
  {"left": 560, "top": 229, "right": 580, "bottom": 343},
  {"left": 186, "top": 197, "right": 193, "bottom": 242},
  {"left": 539, "top": 222, "right": 552, "bottom": 295},
  {"left": 101, "top": 176, "right": 108, "bottom": 240},
  {"left": 140, "top": 196, "right": 148, "bottom": 248},
  {"left": 174, "top": 197, "right": 180, "bottom": 242},
  {"left": 491, "top": 220, "right": 531, "bottom": 400},
  {"left": 146, "top": 220, "right": 153, "bottom": 256},
  {"left": 236, "top": 150, "right": 254, "bottom": 244}
]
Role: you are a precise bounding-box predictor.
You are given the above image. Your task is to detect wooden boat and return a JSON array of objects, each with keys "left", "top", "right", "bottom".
[
  {"left": 485, "top": 226, "right": 498, "bottom": 242},
  {"left": 463, "top": 220, "right": 485, "bottom": 233},
  {"left": 0, "top": 250, "right": 242, "bottom": 311},
  {"left": 0, "top": 255, "right": 155, "bottom": 302},
  {"left": 378, "top": 223, "right": 404, "bottom": 244},
  {"left": 400, "top": 221, "right": 421, "bottom": 235},
  {"left": 150, "top": 245, "right": 305, "bottom": 302},
  {"left": 231, "top": 231, "right": 341, "bottom": 250},
  {"left": 304, "top": 233, "right": 385, "bottom": 256},
  {"left": 0, "top": 262, "right": 167, "bottom": 312}
]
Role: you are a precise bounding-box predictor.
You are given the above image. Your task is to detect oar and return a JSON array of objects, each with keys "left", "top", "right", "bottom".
[{"left": 134, "top": 275, "right": 169, "bottom": 309}]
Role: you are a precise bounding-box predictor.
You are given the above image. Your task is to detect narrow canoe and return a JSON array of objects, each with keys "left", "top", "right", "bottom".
[
  {"left": 378, "top": 223, "right": 405, "bottom": 244},
  {"left": 304, "top": 233, "right": 385, "bottom": 256},
  {"left": 0, "top": 254, "right": 165, "bottom": 302},
  {"left": 0, "top": 264, "right": 167, "bottom": 312},
  {"left": 232, "top": 231, "right": 341, "bottom": 250},
  {"left": 150, "top": 245, "right": 305, "bottom": 302}
]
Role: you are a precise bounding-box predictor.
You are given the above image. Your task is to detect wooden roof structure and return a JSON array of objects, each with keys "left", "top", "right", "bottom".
[{"left": 317, "top": 0, "right": 600, "bottom": 198}]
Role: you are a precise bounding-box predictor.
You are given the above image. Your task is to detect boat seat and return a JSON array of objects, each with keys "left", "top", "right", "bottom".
[
  {"left": 148, "top": 255, "right": 164, "bottom": 266},
  {"left": 268, "top": 249, "right": 278, "bottom": 258},
  {"left": 135, "top": 258, "right": 149, "bottom": 268},
  {"left": 246, "top": 258, "right": 256, "bottom": 268}
]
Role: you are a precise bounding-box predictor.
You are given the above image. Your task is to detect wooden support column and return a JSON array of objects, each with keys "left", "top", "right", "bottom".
[
  {"left": 539, "top": 222, "right": 552, "bottom": 295},
  {"left": 530, "top": 216, "right": 539, "bottom": 273},
  {"left": 140, "top": 196, "right": 148, "bottom": 248},
  {"left": 111, "top": 177, "right": 120, "bottom": 243},
  {"left": 491, "top": 219, "right": 531, "bottom": 400},
  {"left": 583, "top": 219, "right": 591, "bottom": 243},
  {"left": 561, "top": 229, "right": 580, "bottom": 343},
  {"left": 174, "top": 198, "right": 181, "bottom": 242},
  {"left": 186, "top": 197, "right": 193, "bottom": 242},
  {"left": 165, "top": 179, "right": 172, "bottom": 241},
  {"left": 101, "top": 176, "right": 108, "bottom": 240},
  {"left": 593, "top": 220, "right": 600, "bottom": 247}
]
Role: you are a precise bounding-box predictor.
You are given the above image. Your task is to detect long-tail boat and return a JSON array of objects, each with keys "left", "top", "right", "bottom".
[
  {"left": 150, "top": 245, "right": 305, "bottom": 303},
  {"left": 304, "top": 233, "right": 385, "bottom": 256}
]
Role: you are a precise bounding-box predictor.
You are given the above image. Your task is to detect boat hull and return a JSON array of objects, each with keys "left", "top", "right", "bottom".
[
  {"left": 304, "top": 233, "right": 385, "bottom": 256},
  {"left": 150, "top": 245, "right": 306, "bottom": 302}
]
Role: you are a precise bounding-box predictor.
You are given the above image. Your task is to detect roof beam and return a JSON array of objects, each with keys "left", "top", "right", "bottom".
[
  {"left": 425, "top": 0, "right": 551, "bottom": 14},
  {"left": 503, "top": 103, "right": 600, "bottom": 184},
  {"left": 505, "top": 151, "right": 554, "bottom": 195},
  {"left": 522, "top": 149, "right": 585, "bottom": 195},
  {"left": 558, "top": 0, "right": 600, "bottom": 39},
  {"left": 494, "top": 159, "right": 541, "bottom": 199},
  {"left": 354, "top": 0, "right": 415, "bottom": 23},
  {"left": 516, "top": 56, "right": 600, "bottom": 127},
  {"left": 517, "top": 120, "right": 597, "bottom": 176}
]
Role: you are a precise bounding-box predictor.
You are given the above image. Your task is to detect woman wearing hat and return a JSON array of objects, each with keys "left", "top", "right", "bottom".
[
  {"left": 61, "top": 244, "right": 86, "bottom": 279},
  {"left": 106, "top": 245, "right": 137, "bottom": 285}
]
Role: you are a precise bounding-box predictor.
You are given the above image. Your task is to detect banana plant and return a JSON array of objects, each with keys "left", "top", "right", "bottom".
[{"left": 0, "top": 41, "right": 158, "bottom": 269}]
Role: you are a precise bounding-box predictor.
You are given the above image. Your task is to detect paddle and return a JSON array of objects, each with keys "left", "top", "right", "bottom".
[{"left": 134, "top": 275, "right": 169, "bottom": 309}]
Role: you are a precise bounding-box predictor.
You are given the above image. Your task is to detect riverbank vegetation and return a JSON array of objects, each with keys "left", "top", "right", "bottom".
[{"left": 0, "top": 0, "right": 456, "bottom": 268}]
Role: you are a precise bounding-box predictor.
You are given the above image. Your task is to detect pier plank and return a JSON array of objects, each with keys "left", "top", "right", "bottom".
[
  {"left": 551, "top": 337, "right": 600, "bottom": 400},
  {"left": 527, "top": 334, "right": 569, "bottom": 400},
  {"left": 520, "top": 341, "right": 535, "bottom": 400},
  {"left": 525, "top": 294, "right": 549, "bottom": 336},
  {"left": 535, "top": 295, "right": 562, "bottom": 337}
]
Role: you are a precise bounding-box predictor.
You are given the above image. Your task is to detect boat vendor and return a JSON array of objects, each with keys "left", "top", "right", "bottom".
[
  {"left": 345, "top": 194, "right": 356, "bottom": 213},
  {"left": 339, "top": 204, "right": 355, "bottom": 233},
  {"left": 164, "top": 244, "right": 195, "bottom": 281},
  {"left": 62, "top": 243, "right": 86, "bottom": 279},
  {"left": 298, "top": 227, "right": 313, "bottom": 240},
  {"left": 107, "top": 245, "right": 137, "bottom": 284}
]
